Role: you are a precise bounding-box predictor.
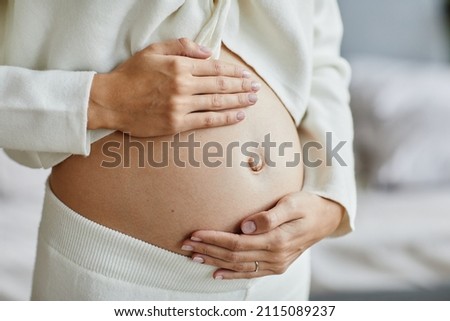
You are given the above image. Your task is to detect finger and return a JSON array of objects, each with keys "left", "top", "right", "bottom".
[
  {"left": 144, "top": 37, "right": 212, "bottom": 59},
  {"left": 171, "top": 88, "right": 258, "bottom": 132},
  {"left": 189, "top": 76, "right": 261, "bottom": 95},
  {"left": 188, "top": 92, "right": 258, "bottom": 112},
  {"left": 191, "top": 59, "right": 251, "bottom": 78},
  {"left": 176, "top": 93, "right": 256, "bottom": 131},
  {"left": 241, "top": 193, "right": 304, "bottom": 235},
  {"left": 181, "top": 239, "right": 269, "bottom": 265},
  {"left": 213, "top": 251, "right": 301, "bottom": 280},
  {"left": 198, "top": 92, "right": 257, "bottom": 109},
  {"left": 190, "top": 253, "right": 264, "bottom": 273},
  {"left": 182, "top": 108, "right": 247, "bottom": 131},
  {"left": 188, "top": 230, "right": 271, "bottom": 252}
]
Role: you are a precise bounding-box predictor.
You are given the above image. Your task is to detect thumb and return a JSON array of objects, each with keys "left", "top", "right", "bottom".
[
  {"left": 241, "top": 194, "right": 302, "bottom": 235},
  {"left": 145, "top": 37, "right": 212, "bottom": 58}
]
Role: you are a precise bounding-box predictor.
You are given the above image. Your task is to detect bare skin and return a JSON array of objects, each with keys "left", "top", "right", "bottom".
[
  {"left": 88, "top": 38, "right": 259, "bottom": 136},
  {"left": 50, "top": 38, "right": 344, "bottom": 280}
]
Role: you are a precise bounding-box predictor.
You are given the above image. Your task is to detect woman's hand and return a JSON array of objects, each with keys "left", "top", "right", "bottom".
[
  {"left": 88, "top": 38, "right": 260, "bottom": 137},
  {"left": 181, "top": 191, "right": 344, "bottom": 280}
]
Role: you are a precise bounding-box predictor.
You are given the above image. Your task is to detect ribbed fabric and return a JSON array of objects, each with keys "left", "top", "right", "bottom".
[
  {"left": 38, "top": 181, "right": 252, "bottom": 294},
  {"left": 31, "top": 182, "right": 311, "bottom": 300}
]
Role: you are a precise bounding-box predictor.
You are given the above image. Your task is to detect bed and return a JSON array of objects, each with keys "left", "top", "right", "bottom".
[
  {"left": 310, "top": 186, "right": 450, "bottom": 300},
  {"left": 311, "top": 56, "right": 450, "bottom": 300}
]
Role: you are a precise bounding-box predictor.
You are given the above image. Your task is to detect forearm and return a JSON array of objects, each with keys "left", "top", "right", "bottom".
[
  {"left": 0, "top": 65, "right": 95, "bottom": 155},
  {"left": 299, "top": 0, "right": 356, "bottom": 236},
  {"left": 87, "top": 73, "right": 117, "bottom": 131}
]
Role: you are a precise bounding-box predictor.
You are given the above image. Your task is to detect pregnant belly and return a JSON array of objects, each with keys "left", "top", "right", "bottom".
[{"left": 50, "top": 45, "right": 304, "bottom": 255}]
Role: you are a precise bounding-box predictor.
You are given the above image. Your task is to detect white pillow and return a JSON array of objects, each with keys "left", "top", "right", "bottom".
[{"left": 349, "top": 56, "right": 450, "bottom": 188}]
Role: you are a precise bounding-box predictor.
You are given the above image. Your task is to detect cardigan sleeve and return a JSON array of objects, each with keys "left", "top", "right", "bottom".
[
  {"left": 0, "top": 66, "right": 96, "bottom": 168},
  {"left": 298, "top": 0, "right": 357, "bottom": 236}
]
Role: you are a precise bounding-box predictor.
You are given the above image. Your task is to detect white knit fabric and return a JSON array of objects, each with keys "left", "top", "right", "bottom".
[
  {"left": 0, "top": 0, "right": 356, "bottom": 232},
  {"left": 32, "top": 182, "right": 311, "bottom": 300}
]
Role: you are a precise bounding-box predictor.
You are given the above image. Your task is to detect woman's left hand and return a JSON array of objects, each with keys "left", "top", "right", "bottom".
[{"left": 181, "top": 191, "right": 345, "bottom": 280}]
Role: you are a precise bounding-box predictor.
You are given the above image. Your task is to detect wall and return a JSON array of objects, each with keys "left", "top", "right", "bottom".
[{"left": 338, "top": 0, "right": 449, "bottom": 62}]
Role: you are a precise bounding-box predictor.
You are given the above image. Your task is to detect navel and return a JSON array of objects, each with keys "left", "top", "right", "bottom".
[{"left": 248, "top": 155, "right": 264, "bottom": 173}]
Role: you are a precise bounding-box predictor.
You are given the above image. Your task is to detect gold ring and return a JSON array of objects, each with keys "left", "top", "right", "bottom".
[{"left": 254, "top": 261, "right": 259, "bottom": 273}]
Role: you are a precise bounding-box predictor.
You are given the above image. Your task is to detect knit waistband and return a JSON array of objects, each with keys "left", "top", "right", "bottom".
[{"left": 39, "top": 181, "right": 252, "bottom": 294}]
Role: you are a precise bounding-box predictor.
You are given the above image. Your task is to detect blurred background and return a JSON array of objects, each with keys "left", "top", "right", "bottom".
[
  {"left": 1, "top": 0, "right": 450, "bottom": 300},
  {"left": 310, "top": 0, "right": 450, "bottom": 300}
]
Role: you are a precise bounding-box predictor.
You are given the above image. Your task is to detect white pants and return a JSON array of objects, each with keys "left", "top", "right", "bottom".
[{"left": 31, "top": 183, "right": 311, "bottom": 300}]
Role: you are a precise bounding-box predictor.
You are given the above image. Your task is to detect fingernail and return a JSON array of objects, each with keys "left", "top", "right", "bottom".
[
  {"left": 251, "top": 81, "right": 261, "bottom": 92},
  {"left": 242, "top": 70, "right": 251, "bottom": 78},
  {"left": 242, "top": 221, "right": 256, "bottom": 234},
  {"left": 215, "top": 275, "right": 224, "bottom": 280},
  {"left": 248, "top": 94, "right": 258, "bottom": 103},
  {"left": 193, "top": 256, "right": 204, "bottom": 264},
  {"left": 199, "top": 45, "right": 212, "bottom": 54},
  {"left": 181, "top": 245, "right": 194, "bottom": 251},
  {"left": 191, "top": 236, "right": 202, "bottom": 242},
  {"left": 236, "top": 111, "right": 246, "bottom": 121}
]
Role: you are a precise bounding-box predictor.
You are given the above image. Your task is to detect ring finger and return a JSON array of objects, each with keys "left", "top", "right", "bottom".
[
  {"left": 191, "top": 252, "right": 266, "bottom": 274},
  {"left": 181, "top": 242, "right": 270, "bottom": 271}
]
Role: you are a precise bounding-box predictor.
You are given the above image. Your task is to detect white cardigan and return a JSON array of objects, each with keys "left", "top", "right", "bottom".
[{"left": 0, "top": 0, "right": 356, "bottom": 234}]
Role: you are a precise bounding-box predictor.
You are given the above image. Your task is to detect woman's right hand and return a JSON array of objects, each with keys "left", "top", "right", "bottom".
[{"left": 88, "top": 38, "right": 260, "bottom": 137}]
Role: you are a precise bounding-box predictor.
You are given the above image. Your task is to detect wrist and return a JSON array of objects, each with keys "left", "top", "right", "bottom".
[
  {"left": 87, "top": 73, "right": 119, "bottom": 131},
  {"left": 318, "top": 195, "right": 345, "bottom": 236}
]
